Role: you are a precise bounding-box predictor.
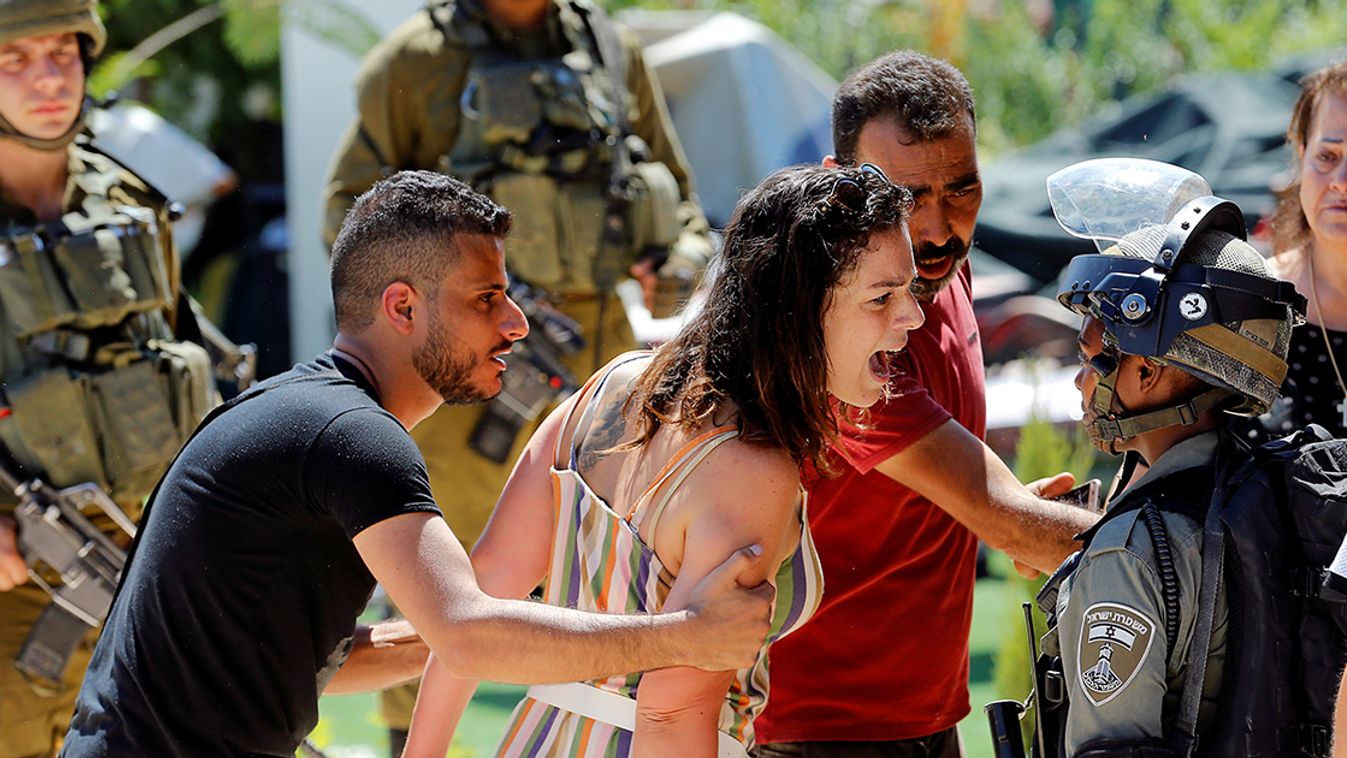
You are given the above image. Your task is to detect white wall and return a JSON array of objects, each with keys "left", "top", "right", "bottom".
[{"left": 281, "top": 1, "right": 421, "bottom": 362}]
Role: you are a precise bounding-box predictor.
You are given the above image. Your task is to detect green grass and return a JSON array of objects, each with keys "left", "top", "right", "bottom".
[
  {"left": 312, "top": 681, "right": 524, "bottom": 757},
  {"left": 960, "top": 577, "right": 1022, "bottom": 758},
  {"left": 309, "top": 577, "right": 1023, "bottom": 757}
]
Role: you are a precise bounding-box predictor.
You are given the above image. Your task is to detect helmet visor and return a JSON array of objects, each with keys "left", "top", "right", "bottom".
[{"left": 1047, "top": 158, "right": 1212, "bottom": 253}]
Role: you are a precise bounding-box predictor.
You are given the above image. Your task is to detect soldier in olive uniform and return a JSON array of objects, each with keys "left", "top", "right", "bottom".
[
  {"left": 1036, "top": 160, "right": 1299, "bottom": 756},
  {"left": 324, "top": 0, "right": 712, "bottom": 543},
  {"left": 0, "top": 2, "right": 214, "bottom": 755},
  {"left": 322, "top": 1, "right": 712, "bottom": 748}
]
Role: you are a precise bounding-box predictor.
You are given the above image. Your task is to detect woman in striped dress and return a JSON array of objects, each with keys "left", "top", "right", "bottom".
[{"left": 404, "top": 163, "right": 925, "bottom": 758}]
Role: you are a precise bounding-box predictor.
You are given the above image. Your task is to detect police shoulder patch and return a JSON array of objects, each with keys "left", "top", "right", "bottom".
[{"left": 1077, "top": 601, "right": 1157, "bottom": 707}]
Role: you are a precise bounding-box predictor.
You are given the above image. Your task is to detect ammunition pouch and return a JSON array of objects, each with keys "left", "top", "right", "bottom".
[
  {"left": 449, "top": 16, "right": 686, "bottom": 296},
  {"left": 466, "top": 55, "right": 598, "bottom": 148},
  {"left": 470, "top": 60, "right": 544, "bottom": 147},
  {"left": 1031, "top": 560, "right": 1075, "bottom": 758},
  {"left": 626, "top": 157, "right": 681, "bottom": 256},
  {"left": 458, "top": 54, "right": 604, "bottom": 180},
  {"left": 1, "top": 340, "right": 211, "bottom": 501},
  {"left": 1036, "top": 652, "right": 1070, "bottom": 758},
  {"left": 493, "top": 173, "right": 608, "bottom": 293},
  {"left": 0, "top": 207, "right": 168, "bottom": 339}
]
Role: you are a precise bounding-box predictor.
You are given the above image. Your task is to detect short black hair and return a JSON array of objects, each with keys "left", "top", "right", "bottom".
[
  {"left": 330, "top": 171, "right": 511, "bottom": 332},
  {"left": 832, "top": 51, "right": 976, "bottom": 164}
]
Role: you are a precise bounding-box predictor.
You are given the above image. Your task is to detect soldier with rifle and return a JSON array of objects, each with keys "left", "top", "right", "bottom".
[
  {"left": 322, "top": 0, "right": 713, "bottom": 546},
  {"left": 0, "top": 1, "right": 229, "bottom": 755},
  {"left": 322, "top": 0, "right": 714, "bottom": 747}
]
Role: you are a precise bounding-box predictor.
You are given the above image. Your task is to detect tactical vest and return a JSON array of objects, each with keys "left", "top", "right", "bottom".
[
  {"left": 428, "top": 0, "right": 681, "bottom": 294},
  {"left": 0, "top": 148, "right": 213, "bottom": 504},
  {"left": 1035, "top": 428, "right": 1347, "bottom": 757},
  {"left": 1032, "top": 460, "right": 1211, "bottom": 758}
]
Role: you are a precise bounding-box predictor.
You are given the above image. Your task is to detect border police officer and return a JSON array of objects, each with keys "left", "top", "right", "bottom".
[{"left": 1036, "top": 159, "right": 1300, "bottom": 756}]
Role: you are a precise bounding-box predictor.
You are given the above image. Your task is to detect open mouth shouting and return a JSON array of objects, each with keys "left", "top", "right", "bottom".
[{"left": 868, "top": 349, "right": 906, "bottom": 383}]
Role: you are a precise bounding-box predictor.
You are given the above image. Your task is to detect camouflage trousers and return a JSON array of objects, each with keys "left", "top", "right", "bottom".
[
  {"left": 0, "top": 498, "right": 139, "bottom": 758},
  {"left": 0, "top": 583, "right": 99, "bottom": 758}
]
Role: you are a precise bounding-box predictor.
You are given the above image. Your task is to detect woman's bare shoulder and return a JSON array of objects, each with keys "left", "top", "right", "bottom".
[
  {"left": 665, "top": 437, "right": 801, "bottom": 584},
  {"left": 684, "top": 437, "right": 801, "bottom": 517}
]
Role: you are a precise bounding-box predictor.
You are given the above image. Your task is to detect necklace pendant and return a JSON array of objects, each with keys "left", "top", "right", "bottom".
[{"left": 1339, "top": 397, "right": 1347, "bottom": 428}]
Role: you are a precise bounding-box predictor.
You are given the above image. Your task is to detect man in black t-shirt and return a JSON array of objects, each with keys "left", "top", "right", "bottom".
[{"left": 63, "top": 172, "right": 773, "bottom": 757}]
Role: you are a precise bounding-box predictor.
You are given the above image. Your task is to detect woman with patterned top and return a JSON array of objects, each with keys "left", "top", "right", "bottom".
[
  {"left": 1251, "top": 60, "right": 1347, "bottom": 441},
  {"left": 401, "top": 163, "right": 925, "bottom": 758}
]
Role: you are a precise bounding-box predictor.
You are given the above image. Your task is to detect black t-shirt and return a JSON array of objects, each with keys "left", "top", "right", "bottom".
[
  {"left": 1241, "top": 324, "right": 1347, "bottom": 444},
  {"left": 64, "top": 353, "right": 441, "bottom": 757}
]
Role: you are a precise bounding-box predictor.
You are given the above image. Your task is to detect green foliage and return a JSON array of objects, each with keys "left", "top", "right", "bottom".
[
  {"left": 1013, "top": 417, "right": 1098, "bottom": 486},
  {"left": 86, "top": 51, "right": 162, "bottom": 99},
  {"left": 987, "top": 388, "right": 1099, "bottom": 751},
  {"left": 100, "top": 0, "right": 275, "bottom": 146},
  {"left": 221, "top": 0, "right": 282, "bottom": 68},
  {"left": 609, "top": 0, "right": 1347, "bottom": 158},
  {"left": 97, "top": 0, "right": 379, "bottom": 163},
  {"left": 281, "top": 0, "right": 382, "bottom": 60},
  {"left": 219, "top": 0, "right": 380, "bottom": 67}
]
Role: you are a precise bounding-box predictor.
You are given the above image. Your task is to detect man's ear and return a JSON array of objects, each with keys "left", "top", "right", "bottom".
[
  {"left": 1113, "top": 354, "right": 1158, "bottom": 411},
  {"left": 380, "top": 282, "right": 418, "bottom": 335},
  {"left": 1135, "top": 357, "right": 1203, "bottom": 404},
  {"left": 1134, "top": 357, "right": 1165, "bottom": 393},
  {"left": 822, "top": 155, "right": 840, "bottom": 168}
]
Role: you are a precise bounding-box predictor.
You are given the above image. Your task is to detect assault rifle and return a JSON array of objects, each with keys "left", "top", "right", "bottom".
[
  {"left": 470, "top": 278, "right": 585, "bottom": 464},
  {"left": 184, "top": 294, "right": 258, "bottom": 395},
  {"left": 985, "top": 602, "right": 1066, "bottom": 758},
  {"left": 1, "top": 461, "right": 133, "bottom": 685}
]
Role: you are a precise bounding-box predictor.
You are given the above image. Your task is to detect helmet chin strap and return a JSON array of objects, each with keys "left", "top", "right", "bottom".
[
  {"left": 0, "top": 97, "right": 89, "bottom": 152},
  {"left": 1084, "top": 363, "right": 1128, "bottom": 455},
  {"left": 1084, "top": 359, "right": 1234, "bottom": 456}
]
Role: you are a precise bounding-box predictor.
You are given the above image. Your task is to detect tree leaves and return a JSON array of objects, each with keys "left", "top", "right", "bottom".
[{"left": 219, "top": 0, "right": 380, "bottom": 67}]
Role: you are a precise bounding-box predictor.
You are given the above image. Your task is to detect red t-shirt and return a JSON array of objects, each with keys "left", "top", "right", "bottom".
[{"left": 756, "top": 263, "right": 986, "bottom": 743}]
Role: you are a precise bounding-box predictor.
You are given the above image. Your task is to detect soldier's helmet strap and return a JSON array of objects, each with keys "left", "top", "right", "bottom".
[{"left": 0, "top": 96, "right": 90, "bottom": 152}]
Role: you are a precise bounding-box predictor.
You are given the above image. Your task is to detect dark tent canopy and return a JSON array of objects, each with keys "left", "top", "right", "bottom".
[{"left": 974, "top": 56, "right": 1336, "bottom": 284}]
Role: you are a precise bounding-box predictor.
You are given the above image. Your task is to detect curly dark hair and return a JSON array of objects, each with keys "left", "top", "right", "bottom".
[
  {"left": 832, "top": 50, "right": 975, "bottom": 164},
  {"left": 623, "top": 164, "right": 914, "bottom": 472},
  {"left": 330, "top": 170, "right": 512, "bottom": 332},
  {"left": 1272, "top": 59, "right": 1347, "bottom": 251}
]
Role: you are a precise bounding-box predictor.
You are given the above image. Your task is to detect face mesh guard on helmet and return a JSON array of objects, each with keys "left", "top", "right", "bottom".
[
  {"left": 1057, "top": 195, "right": 1304, "bottom": 424},
  {"left": 0, "top": 0, "right": 105, "bottom": 151}
]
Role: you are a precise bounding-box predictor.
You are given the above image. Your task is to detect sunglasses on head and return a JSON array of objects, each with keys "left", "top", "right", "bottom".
[{"left": 818, "top": 162, "right": 890, "bottom": 214}]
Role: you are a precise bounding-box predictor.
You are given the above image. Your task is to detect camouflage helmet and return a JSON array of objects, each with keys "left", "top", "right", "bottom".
[
  {"left": 1051, "top": 159, "right": 1305, "bottom": 452},
  {"left": 0, "top": 0, "right": 102, "bottom": 151},
  {"left": 1095, "top": 225, "right": 1296, "bottom": 416},
  {"left": 0, "top": 0, "right": 106, "bottom": 56}
]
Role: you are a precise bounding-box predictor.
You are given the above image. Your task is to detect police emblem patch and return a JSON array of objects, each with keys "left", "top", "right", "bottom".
[
  {"left": 1179, "top": 292, "right": 1208, "bottom": 320},
  {"left": 1077, "top": 601, "right": 1156, "bottom": 707}
]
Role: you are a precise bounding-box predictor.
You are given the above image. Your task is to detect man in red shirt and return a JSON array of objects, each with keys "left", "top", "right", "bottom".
[{"left": 754, "top": 52, "right": 1098, "bottom": 756}]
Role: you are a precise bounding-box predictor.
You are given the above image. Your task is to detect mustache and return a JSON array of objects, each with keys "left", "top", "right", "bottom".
[{"left": 914, "top": 238, "right": 969, "bottom": 263}]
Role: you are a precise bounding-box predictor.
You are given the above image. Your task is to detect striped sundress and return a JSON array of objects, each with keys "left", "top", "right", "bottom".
[{"left": 495, "top": 353, "right": 825, "bottom": 757}]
